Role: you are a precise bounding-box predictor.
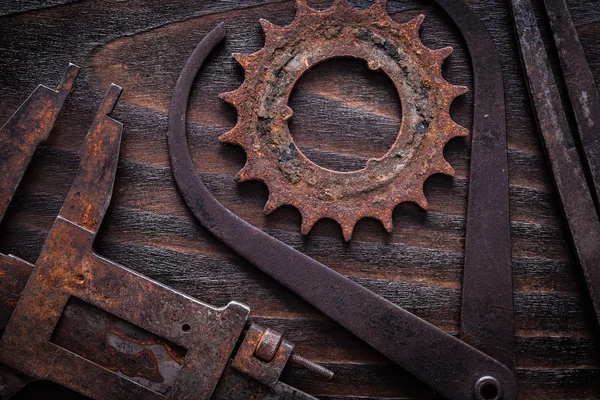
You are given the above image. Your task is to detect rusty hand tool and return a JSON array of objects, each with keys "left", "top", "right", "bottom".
[
  {"left": 0, "top": 84, "right": 319, "bottom": 399},
  {"left": 0, "top": 63, "right": 79, "bottom": 223},
  {"left": 167, "top": 1, "right": 515, "bottom": 396},
  {"left": 510, "top": 0, "right": 600, "bottom": 329},
  {"left": 0, "top": 63, "right": 79, "bottom": 397}
]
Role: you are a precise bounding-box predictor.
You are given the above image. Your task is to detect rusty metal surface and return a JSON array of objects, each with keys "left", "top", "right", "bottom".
[
  {"left": 212, "top": 363, "right": 316, "bottom": 400},
  {"left": 167, "top": 20, "right": 517, "bottom": 400},
  {"left": 0, "top": 254, "right": 31, "bottom": 330},
  {"left": 544, "top": 0, "right": 600, "bottom": 208},
  {"left": 510, "top": 0, "right": 600, "bottom": 329},
  {"left": 231, "top": 324, "right": 293, "bottom": 388},
  {"left": 0, "top": 63, "right": 79, "bottom": 399},
  {"left": 0, "top": 84, "right": 252, "bottom": 400},
  {"left": 0, "top": 364, "right": 30, "bottom": 400},
  {"left": 219, "top": 0, "right": 468, "bottom": 241},
  {"left": 0, "top": 63, "right": 79, "bottom": 224},
  {"left": 0, "top": 232, "right": 315, "bottom": 400}
]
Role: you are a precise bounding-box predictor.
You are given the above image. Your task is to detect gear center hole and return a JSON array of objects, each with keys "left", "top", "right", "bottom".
[{"left": 288, "top": 58, "right": 402, "bottom": 172}]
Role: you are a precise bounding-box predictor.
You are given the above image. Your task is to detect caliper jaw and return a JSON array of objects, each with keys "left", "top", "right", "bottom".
[
  {"left": 0, "top": 63, "right": 79, "bottom": 399},
  {"left": 0, "top": 83, "right": 316, "bottom": 399},
  {"left": 0, "top": 64, "right": 79, "bottom": 223}
]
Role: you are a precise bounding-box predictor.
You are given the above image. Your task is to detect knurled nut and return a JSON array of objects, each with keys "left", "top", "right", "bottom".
[{"left": 255, "top": 328, "right": 283, "bottom": 362}]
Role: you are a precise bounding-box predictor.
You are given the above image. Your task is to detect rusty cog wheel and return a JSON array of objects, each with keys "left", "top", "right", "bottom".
[{"left": 219, "top": 0, "right": 468, "bottom": 241}]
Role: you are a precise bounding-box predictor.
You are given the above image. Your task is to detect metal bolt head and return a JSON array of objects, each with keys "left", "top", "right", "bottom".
[{"left": 255, "top": 328, "right": 283, "bottom": 362}]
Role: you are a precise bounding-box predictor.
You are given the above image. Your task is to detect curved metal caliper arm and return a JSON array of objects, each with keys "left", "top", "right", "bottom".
[{"left": 167, "top": 21, "right": 516, "bottom": 400}]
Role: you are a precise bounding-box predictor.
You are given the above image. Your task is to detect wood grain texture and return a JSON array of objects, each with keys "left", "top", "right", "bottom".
[{"left": 1, "top": 0, "right": 600, "bottom": 398}]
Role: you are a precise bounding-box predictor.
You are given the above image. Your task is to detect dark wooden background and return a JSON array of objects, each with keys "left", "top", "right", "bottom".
[{"left": 1, "top": 0, "right": 600, "bottom": 398}]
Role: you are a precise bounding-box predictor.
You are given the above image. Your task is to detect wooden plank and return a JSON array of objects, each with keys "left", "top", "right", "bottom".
[{"left": 1, "top": 0, "right": 600, "bottom": 399}]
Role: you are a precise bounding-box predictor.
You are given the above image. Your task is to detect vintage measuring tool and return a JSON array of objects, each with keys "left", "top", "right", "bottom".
[
  {"left": 167, "top": 0, "right": 516, "bottom": 397},
  {"left": 0, "top": 81, "right": 322, "bottom": 399},
  {"left": 0, "top": 64, "right": 79, "bottom": 397}
]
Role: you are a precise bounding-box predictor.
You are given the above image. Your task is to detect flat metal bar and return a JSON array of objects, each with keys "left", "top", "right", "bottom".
[
  {"left": 435, "top": 0, "right": 515, "bottom": 372},
  {"left": 510, "top": 0, "right": 600, "bottom": 327},
  {"left": 168, "top": 22, "right": 517, "bottom": 400},
  {"left": 436, "top": 0, "right": 515, "bottom": 372},
  {"left": 543, "top": 0, "right": 600, "bottom": 207},
  {"left": 0, "top": 64, "right": 79, "bottom": 223}
]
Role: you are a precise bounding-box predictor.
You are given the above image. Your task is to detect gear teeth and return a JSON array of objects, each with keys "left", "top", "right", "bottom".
[
  {"left": 264, "top": 195, "right": 282, "bottom": 214},
  {"left": 455, "top": 123, "right": 469, "bottom": 138},
  {"left": 236, "top": 164, "right": 258, "bottom": 182},
  {"left": 259, "top": 18, "right": 280, "bottom": 41},
  {"left": 378, "top": 212, "right": 394, "bottom": 233},
  {"left": 282, "top": 106, "right": 294, "bottom": 121},
  {"left": 219, "top": 127, "right": 243, "bottom": 145},
  {"left": 433, "top": 46, "right": 453, "bottom": 62},
  {"left": 331, "top": 0, "right": 353, "bottom": 11},
  {"left": 233, "top": 53, "right": 256, "bottom": 68},
  {"left": 300, "top": 213, "right": 320, "bottom": 235},
  {"left": 439, "top": 160, "right": 455, "bottom": 175},
  {"left": 368, "top": 0, "right": 387, "bottom": 14},
  {"left": 453, "top": 85, "right": 469, "bottom": 98},
  {"left": 406, "top": 14, "right": 425, "bottom": 34},
  {"left": 295, "top": 0, "right": 314, "bottom": 14},
  {"left": 411, "top": 190, "right": 429, "bottom": 210},
  {"left": 340, "top": 220, "right": 356, "bottom": 242},
  {"left": 448, "top": 121, "right": 469, "bottom": 139},
  {"left": 219, "top": 91, "right": 239, "bottom": 107}
]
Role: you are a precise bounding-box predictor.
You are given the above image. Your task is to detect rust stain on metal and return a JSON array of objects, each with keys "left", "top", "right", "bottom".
[
  {"left": 0, "top": 63, "right": 79, "bottom": 223},
  {"left": 231, "top": 324, "right": 293, "bottom": 388},
  {"left": 220, "top": 0, "right": 468, "bottom": 240},
  {"left": 0, "top": 83, "right": 251, "bottom": 400}
]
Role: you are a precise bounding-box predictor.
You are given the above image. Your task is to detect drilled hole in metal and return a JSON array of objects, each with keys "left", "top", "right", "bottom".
[
  {"left": 474, "top": 376, "right": 501, "bottom": 400},
  {"left": 288, "top": 58, "right": 402, "bottom": 172},
  {"left": 480, "top": 383, "right": 499, "bottom": 399}
]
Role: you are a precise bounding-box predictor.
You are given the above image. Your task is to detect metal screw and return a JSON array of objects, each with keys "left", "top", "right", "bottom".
[
  {"left": 255, "top": 328, "right": 283, "bottom": 362},
  {"left": 290, "top": 353, "right": 334, "bottom": 380}
]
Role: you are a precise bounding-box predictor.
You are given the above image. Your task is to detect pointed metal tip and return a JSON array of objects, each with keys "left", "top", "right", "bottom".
[
  {"left": 99, "top": 84, "right": 123, "bottom": 116},
  {"left": 57, "top": 63, "right": 80, "bottom": 93}
]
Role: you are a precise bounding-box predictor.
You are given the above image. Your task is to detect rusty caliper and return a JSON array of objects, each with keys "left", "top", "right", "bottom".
[
  {"left": 0, "top": 68, "right": 322, "bottom": 399},
  {"left": 219, "top": 0, "right": 468, "bottom": 241},
  {"left": 168, "top": 0, "right": 515, "bottom": 399}
]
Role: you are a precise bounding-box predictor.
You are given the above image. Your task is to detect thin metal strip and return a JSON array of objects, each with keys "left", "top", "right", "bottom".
[
  {"left": 543, "top": 0, "right": 600, "bottom": 207},
  {"left": 435, "top": 0, "right": 515, "bottom": 372},
  {"left": 510, "top": 0, "right": 600, "bottom": 327}
]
